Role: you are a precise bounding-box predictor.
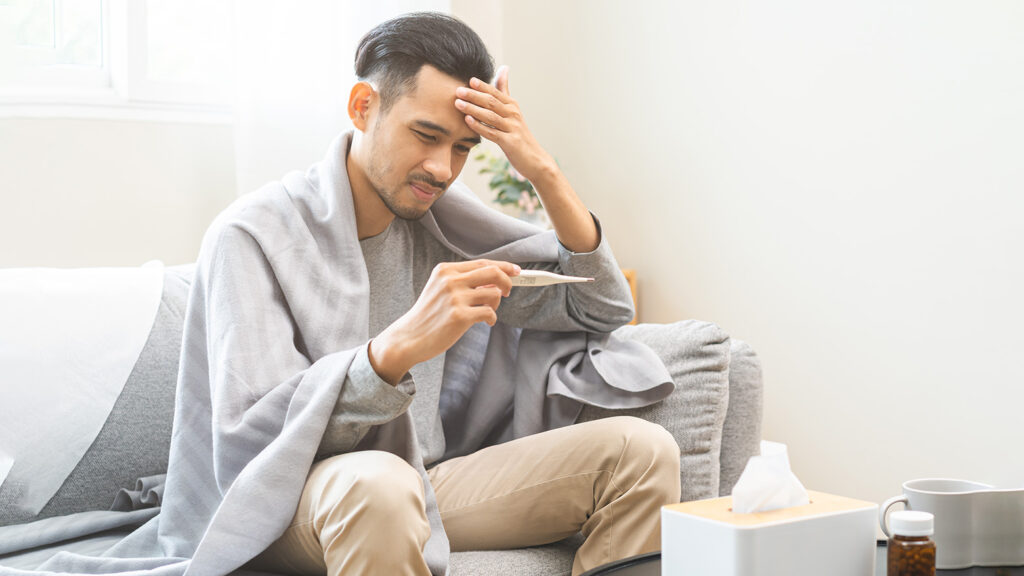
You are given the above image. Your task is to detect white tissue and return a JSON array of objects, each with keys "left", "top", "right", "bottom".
[{"left": 731, "top": 440, "right": 810, "bottom": 514}]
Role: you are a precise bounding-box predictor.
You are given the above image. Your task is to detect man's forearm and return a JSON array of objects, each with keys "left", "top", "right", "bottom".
[{"left": 531, "top": 163, "right": 600, "bottom": 254}]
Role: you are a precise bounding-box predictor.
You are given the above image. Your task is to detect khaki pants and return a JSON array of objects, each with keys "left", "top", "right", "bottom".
[{"left": 245, "top": 416, "right": 681, "bottom": 576}]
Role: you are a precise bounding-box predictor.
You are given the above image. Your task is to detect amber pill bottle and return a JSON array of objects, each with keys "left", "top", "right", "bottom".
[{"left": 887, "top": 510, "right": 936, "bottom": 576}]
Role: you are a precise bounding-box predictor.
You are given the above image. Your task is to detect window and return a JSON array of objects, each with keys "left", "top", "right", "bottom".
[
  {"left": 0, "top": 0, "right": 106, "bottom": 91},
  {"left": 0, "top": 0, "right": 233, "bottom": 122}
]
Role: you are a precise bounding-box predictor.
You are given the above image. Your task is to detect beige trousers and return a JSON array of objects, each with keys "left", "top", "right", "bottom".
[{"left": 244, "top": 416, "right": 681, "bottom": 576}]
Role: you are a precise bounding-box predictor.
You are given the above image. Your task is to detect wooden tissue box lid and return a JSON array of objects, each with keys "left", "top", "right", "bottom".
[{"left": 663, "top": 490, "right": 877, "bottom": 527}]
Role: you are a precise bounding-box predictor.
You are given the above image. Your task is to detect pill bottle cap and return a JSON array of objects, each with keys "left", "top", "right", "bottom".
[{"left": 891, "top": 511, "right": 934, "bottom": 537}]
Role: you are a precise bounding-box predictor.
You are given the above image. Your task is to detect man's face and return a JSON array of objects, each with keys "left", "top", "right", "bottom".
[{"left": 362, "top": 65, "right": 482, "bottom": 221}]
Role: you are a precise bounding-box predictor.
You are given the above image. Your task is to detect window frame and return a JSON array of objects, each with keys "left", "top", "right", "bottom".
[{"left": 0, "top": 0, "right": 233, "bottom": 124}]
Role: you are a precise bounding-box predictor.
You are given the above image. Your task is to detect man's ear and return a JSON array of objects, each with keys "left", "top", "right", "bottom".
[{"left": 347, "top": 81, "right": 376, "bottom": 131}]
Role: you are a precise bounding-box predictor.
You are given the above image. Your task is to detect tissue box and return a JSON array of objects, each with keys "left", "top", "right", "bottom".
[{"left": 661, "top": 490, "right": 877, "bottom": 576}]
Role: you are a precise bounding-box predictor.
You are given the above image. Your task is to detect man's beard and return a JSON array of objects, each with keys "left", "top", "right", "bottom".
[
  {"left": 366, "top": 157, "right": 448, "bottom": 221},
  {"left": 379, "top": 182, "right": 433, "bottom": 221}
]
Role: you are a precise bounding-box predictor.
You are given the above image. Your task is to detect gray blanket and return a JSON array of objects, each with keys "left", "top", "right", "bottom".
[{"left": 2, "top": 133, "right": 673, "bottom": 576}]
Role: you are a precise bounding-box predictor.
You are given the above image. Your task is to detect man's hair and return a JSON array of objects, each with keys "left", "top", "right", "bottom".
[{"left": 354, "top": 12, "right": 494, "bottom": 114}]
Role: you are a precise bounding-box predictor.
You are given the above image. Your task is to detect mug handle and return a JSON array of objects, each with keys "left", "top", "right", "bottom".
[{"left": 879, "top": 495, "right": 909, "bottom": 538}]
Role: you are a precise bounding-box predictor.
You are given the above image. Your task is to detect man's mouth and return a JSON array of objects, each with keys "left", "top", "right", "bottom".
[{"left": 410, "top": 182, "right": 440, "bottom": 201}]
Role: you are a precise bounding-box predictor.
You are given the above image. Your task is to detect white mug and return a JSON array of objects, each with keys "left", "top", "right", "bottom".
[{"left": 879, "top": 478, "right": 1024, "bottom": 569}]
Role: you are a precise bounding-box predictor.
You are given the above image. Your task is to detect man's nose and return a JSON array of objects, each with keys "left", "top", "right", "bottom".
[{"left": 422, "top": 147, "right": 453, "bottom": 184}]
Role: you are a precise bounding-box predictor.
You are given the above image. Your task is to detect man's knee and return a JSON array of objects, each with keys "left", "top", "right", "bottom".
[
  {"left": 596, "top": 416, "right": 681, "bottom": 491},
  {"left": 308, "top": 450, "right": 427, "bottom": 529}
]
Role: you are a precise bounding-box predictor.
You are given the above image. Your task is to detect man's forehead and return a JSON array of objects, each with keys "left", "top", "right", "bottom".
[{"left": 390, "top": 65, "right": 479, "bottom": 143}]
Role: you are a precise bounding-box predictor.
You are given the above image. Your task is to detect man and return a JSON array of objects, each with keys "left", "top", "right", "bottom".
[
  {"left": 219, "top": 12, "right": 682, "bottom": 576},
  {"left": 0, "top": 12, "right": 682, "bottom": 576},
  {"left": 0, "top": 12, "right": 674, "bottom": 576}
]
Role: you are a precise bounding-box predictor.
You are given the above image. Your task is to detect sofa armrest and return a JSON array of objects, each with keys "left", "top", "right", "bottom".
[
  {"left": 576, "top": 320, "right": 732, "bottom": 502},
  {"left": 0, "top": 266, "right": 190, "bottom": 527},
  {"left": 719, "top": 339, "right": 763, "bottom": 497}
]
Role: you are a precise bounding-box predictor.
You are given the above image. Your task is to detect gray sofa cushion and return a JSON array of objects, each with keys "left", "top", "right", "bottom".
[
  {"left": 449, "top": 532, "right": 582, "bottom": 576},
  {"left": 577, "top": 320, "right": 732, "bottom": 502},
  {"left": 0, "top": 266, "right": 191, "bottom": 527}
]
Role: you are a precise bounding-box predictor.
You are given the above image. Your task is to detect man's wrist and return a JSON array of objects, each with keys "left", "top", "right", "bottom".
[
  {"left": 527, "top": 157, "right": 562, "bottom": 192},
  {"left": 367, "top": 332, "right": 412, "bottom": 386}
]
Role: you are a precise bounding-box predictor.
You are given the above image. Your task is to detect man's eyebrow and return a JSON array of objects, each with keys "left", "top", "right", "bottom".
[{"left": 412, "top": 119, "right": 481, "bottom": 145}]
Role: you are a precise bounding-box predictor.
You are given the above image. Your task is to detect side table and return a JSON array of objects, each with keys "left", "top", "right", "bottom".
[{"left": 580, "top": 544, "right": 1024, "bottom": 575}]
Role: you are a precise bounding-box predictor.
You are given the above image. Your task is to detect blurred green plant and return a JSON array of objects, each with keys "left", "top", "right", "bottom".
[{"left": 474, "top": 149, "right": 543, "bottom": 216}]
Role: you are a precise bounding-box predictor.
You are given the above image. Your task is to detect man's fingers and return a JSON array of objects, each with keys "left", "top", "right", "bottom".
[
  {"left": 460, "top": 266, "right": 514, "bottom": 295},
  {"left": 466, "top": 306, "right": 499, "bottom": 327},
  {"left": 455, "top": 98, "right": 508, "bottom": 132},
  {"left": 469, "top": 76, "right": 513, "bottom": 105},
  {"left": 455, "top": 84, "right": 511, "bottom": 116},
  {"left": 465, "top": 115, "right": 501, "bottom": 141},
  {"left": 466, "top": 285, "right": 503, "bottom": 310}
]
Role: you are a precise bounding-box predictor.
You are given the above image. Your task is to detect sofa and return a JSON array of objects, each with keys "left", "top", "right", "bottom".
[{"left": 0, "top": 264, "right": 763, "bottom": 575}]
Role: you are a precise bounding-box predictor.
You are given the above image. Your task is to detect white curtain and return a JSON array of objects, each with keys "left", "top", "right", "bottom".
[{"left": 232, "top": 0, "right": 452, "bottom": 196}]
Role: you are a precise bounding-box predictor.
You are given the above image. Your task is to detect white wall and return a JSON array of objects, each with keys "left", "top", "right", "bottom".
[
  {"left": 233, "top": 0, "right": 452, "bottom": 195},
  {"left": 498, "top": 0, "right": 1024, "bottom": 505},
  {"left": 0, "top": 118, "right": 236, "bottom": 267}
]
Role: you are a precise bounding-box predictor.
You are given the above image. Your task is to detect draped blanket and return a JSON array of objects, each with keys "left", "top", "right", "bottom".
[{"left": 5, "top": 132, "right": 673, "bottom": 576}]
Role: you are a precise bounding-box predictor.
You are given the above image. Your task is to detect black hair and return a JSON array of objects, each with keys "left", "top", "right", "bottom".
[{"left": 354, "top": 12, "right": 495, "bottom": 114}]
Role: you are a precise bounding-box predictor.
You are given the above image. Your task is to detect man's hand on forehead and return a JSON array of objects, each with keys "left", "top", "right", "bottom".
[
  {"left": 453, "top": 65, "right": 556, "bottom": 186},
  {"left": 453, "top": 65, "right": 600, "bottom": 254}
]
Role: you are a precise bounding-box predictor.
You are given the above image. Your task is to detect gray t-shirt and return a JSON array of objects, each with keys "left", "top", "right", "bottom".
[{"left": 358, "top": 219, "right": 448, "bottom": 465}]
